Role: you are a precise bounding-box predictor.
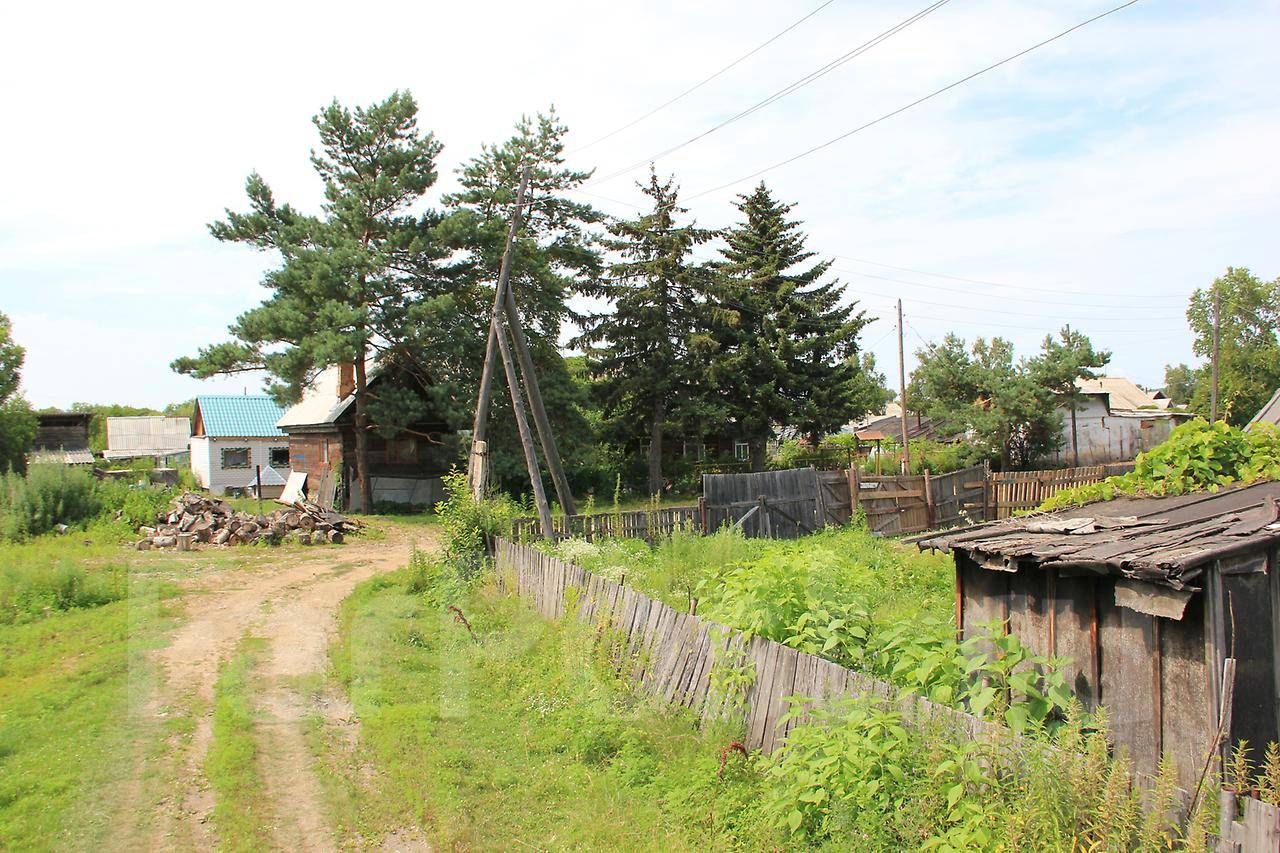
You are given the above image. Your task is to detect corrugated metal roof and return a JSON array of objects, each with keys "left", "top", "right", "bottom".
[
  {"left": 195, "top": 396, "right": 285, "bottom": 437},
  {"left": 28, "top": 448, "right": 96, "bottom": 465},
  {"left": 918, "top": 481, "right": 1280, "bottom": 589},
  {"left": 105, "top": 416, "right": 191, "bottom": 456}
]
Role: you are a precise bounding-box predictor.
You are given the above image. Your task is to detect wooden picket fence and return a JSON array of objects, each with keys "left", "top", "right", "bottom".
[
  {"left": 987, "top": 462, "right": 1135, "bottom": 519},
  {"left": 493, "top": 536, "right": 1003, "bottom": 755},
  {"left": 493, "top": 536, "right": 1278, "bottom": 852},
  {"left": 511, "top": 505, "right": 700, "bottom": 542}
]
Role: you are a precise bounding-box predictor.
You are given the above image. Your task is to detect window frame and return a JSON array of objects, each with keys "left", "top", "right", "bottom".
[
  {"left": 220, "top": 446, "right": 252, "bottom": 470},
  {"left": 733, "top": 441, "right": 750, "bottom": 461},
  {"left": 268, "top": 446, "right": 290, "bottom": 468}
]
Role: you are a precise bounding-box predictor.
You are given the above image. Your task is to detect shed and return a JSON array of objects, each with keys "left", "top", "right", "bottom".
[
  {"left": 190, "top": 396, "right": 289, "bottom": 497},
  {"left": 28, "top": 412, "right": 94, "bottom": 465},
  {"left": 104, "top": 416, "right": 191, "bottom": 461},
  {"left": 918, "top": 481, "right": 1280, "bottom": 790},
  {"left": 276, "top": 361, "right": 456, "bottom": 511}
]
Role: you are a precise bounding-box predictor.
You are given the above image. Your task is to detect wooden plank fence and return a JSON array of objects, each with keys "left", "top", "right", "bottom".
[
  {"left": 494, "top": 536, "right": 1275, "bottom": 851},
  {"left": 511, "top": 461, "right": 1137, "bottom": 542},
  {"left": 987, "top": 462, "right": 1135, "bottom": 519},
  {"left": 494, "top": 536, "right": 1006, "bottom": 754},
  {"left": 511, "top": 505, "right": 700, "bottom": 542}
]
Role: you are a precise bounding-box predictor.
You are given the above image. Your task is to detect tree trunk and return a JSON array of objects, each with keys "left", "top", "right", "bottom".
[
  {"left": 648, "top": 397, "right": 665, "bottom": 498},
  {"left": 750, "top": 440, "right": 767, "bottom": 473},
  {"left": 1070, "top": 403, "right": 1079, "bottom": 467},
  {"left": 353, "top": 356, "right": 374, "bottom": 513}
]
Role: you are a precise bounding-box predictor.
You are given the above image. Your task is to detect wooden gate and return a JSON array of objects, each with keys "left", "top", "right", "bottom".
[{"left": 703, "top": 467, "right": 825, "bottom": 539}]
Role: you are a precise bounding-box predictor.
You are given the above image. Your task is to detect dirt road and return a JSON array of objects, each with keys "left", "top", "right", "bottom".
[{"left": 138, "top": 523, "right": 428, "bottom": 851}]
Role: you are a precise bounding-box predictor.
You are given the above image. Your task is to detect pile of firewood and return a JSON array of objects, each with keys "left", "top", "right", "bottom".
[{"left": 136, "top": 492, "right": 359, "bottom": 551}]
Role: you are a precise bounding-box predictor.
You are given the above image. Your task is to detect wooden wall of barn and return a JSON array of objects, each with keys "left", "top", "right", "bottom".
[{"left": 957, "top": 549, "right": 1280, "bottom": 793}]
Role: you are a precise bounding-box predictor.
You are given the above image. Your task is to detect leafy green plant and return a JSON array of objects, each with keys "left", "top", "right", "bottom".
[
  {"left": 1039, "top": 419, "right": 1280, "bottom": 511},
  {"left": 434, "top": 469, "right": 521, "bottom": 579},
  {"left": 0, "top": 465, "right": 101, "bottom": 541}
]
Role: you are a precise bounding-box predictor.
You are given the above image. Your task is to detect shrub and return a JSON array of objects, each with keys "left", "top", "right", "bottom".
[
  {"left": 0, "top": 557, "right": 126, "bottom": 624},
  {"left": 1039, "top": 419, "right": 1280, "bottom": 511},
  {"left": 435, "top": 469, "right": 522, "bottom": 579},
  {"left": 0, "top": 465, "right": 101, "bottom": 540}
]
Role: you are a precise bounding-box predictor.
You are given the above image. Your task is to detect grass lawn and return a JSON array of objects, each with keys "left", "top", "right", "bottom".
[{"left": 321, "top": 566, "right": 786, "bottom": 850}]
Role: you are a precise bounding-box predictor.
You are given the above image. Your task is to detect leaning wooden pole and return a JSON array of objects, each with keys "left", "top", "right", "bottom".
[
  {"left": 503, "top": 283, "right": 576, "bottom": 516},
  {"left": 897, "top": 299, "right": 912, "bottom": 474},
  {"left": 468, "top": 168, "right": 531, "bottom": 497},
  {"left": 497, "top": 320, "right": 555, "bottom": 540}
]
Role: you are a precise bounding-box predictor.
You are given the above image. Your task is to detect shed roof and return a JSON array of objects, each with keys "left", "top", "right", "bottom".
[
  {"left": 918, "top": 480, "right": 1280, "bottom": 590},
  {"left": 194, "top": 396, "right": 285, "bottom": 438},
  {"left": 1249, "top": 388, "right": 1280, "bottom": 430},
  {"left": 1075, "top": 376, "right": 1164, "bottom": 410},
  {"left": 276, "top": 362, "right": 384, "bottom": 431}
]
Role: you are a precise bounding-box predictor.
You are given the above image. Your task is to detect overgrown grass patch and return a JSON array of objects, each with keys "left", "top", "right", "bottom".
[
  {"left": 329, "top": 567, "right": 783, "bottom": 850},
  {"left": 205, "top": 635, "right": 271, "bottom": 851},
  {"left": 0, "top": 585, "right": 174, "bottom": 849}
]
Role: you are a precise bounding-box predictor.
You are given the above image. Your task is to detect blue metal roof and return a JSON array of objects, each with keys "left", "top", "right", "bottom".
[{"left": 195, "top": 395, "right": 286, "bottom": 438}]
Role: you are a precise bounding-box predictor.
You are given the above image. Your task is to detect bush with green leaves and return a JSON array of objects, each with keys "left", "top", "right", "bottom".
[
  {"left": 0, "top": 464, "right": 102, "bottom": 540},
  {"left": 434, "top": 470, "right": 522, "bottom": 579},
  {"left": 1040, "top": 419, "right": 1280, "bottom": 511}
]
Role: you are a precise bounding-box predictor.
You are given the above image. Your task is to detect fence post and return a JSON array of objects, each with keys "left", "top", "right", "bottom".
[
  {"left": 846, "top": 466, "right": 861, "bottom": 524},
  {"left": 758, "top": 495, "right": 771, "bottom": 538},
  {"left": 923, "top": 469, "right": 935, "bottom": 529},
  {"left": 698, "top": 495, "right": 708, "bottom": 534},
  {"left": 983, "top": 460, "right": 993, "bottom": 521}
]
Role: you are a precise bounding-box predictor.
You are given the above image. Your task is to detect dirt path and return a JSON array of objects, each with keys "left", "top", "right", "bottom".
[{"left": 141, "top": 524, "right": 428, "bottom": 851}]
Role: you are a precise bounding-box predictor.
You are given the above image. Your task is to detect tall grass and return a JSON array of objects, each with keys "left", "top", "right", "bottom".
[{"left": 0, "top": 464, "right": 101, "bottom": 540}]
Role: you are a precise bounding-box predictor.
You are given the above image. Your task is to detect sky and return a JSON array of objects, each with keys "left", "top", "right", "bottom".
[{"left": 2, "top": 0, "right": 1277, "bottom": 409}]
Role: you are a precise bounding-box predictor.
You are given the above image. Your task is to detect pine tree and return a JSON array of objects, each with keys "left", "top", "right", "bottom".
[
  {"left": 577, "top": 170, "right": 713, "bottom": 496},
  {"left": 172, "top": 91, "right": 449, "bottom": 511},
  {"left": 704, "top": 183, "right": 871, "bottom": 469},
  {"left": 438, "top": 110, "right": 604, "bottom": 488}
]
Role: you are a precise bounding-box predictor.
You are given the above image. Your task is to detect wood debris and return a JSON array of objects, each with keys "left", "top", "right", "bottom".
[{"left": 136, "top": 492, "right": 359, "bottom": 550}]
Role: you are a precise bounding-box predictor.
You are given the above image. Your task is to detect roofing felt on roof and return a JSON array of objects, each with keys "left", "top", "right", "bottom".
[
  {"left": 917, "top": 480, "right": 1280, "bottom": 590},
  {"left": 195, "top": 396, "right": 285, "bottom": 438}
]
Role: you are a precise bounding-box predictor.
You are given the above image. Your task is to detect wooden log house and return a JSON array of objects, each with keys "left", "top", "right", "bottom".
[{"left": 919, "top": 481, "right": 1280, "bottom": 791}]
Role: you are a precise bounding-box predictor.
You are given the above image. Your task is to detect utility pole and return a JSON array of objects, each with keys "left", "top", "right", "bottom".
[
  {"left": 469, "top": 169, "right": 530, "bottom": 497},
  {"left": 1211, "top": 286, "right": 1221, "bottom": 423},
  {"left": 496, "top": 315, "right": 556, "bottom": 540},
  {"left": 1066, "top": 323, "right": 1080, "bottom": 467},
  {"left": 897, "top": 299, "right": 911, "bottom": 475}
]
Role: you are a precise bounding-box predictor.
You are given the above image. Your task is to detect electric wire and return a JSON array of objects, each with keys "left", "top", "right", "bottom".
[
  {"left": 686, "top": 0, "right": 1145, "bottom": 199},
  {"left": 572, "top": 0, "right": 839, "bottom": 154},
  {"left": 588, "top": 0, "right": 953, "bottom": 185}
]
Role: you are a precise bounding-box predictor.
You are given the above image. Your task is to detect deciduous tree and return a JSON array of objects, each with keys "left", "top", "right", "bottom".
[
  {"left": 0, "top": 313, "right": 37, "bottom": 473},
  {"left": 1185, "top": 267, "right": 1280, "bottom": 425}
]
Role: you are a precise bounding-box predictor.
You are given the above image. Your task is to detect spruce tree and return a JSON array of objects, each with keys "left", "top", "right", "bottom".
[
  {"left": 577, "top": 170, "right": 712, "bottom": 496},
  {"left": 173, "top": 91, "right": 449, "bottom": 511},
  {"left": 705, "top": 183, "right": 871, "bottom": 469}
]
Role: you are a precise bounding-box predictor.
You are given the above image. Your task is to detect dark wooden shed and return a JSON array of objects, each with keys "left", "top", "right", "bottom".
[{"left": 919, "top": 481, "right": 1280, "bottom": 791}]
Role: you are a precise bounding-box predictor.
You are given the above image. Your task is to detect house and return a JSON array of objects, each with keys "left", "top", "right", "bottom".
[
  {"left": 842, "top": 403, "right": 947, "bottom": 443},
  {"left": 276, "top": 362, "right": 456, "bottom": 511},
  {"left": 1047, "top": 376, "right": 1190, "bottom": 467},
  {"left": 1248, "top": 388, "right": 1280, "bottom": 431},
  {"left": 28, "top": 412, "right": 94, "bottom": 465},
  {"left": 919, "top": 481, "right": 1280, "bottom": 791},
  {"left": 189, "top": 396, "right": 289, "bottom": 497},
  {"left": 103, "top": 416, "right": 191, "bottom": 462}
]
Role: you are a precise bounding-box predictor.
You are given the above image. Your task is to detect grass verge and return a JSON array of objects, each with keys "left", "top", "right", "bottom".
[
  {"left": 326, "top": 568, "right": 783, "bottom": 850},
  {"left": 205, "top": 635, "right": 271, "bottom": 851}
]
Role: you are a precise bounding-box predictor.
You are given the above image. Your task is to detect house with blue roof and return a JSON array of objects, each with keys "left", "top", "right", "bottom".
[{"left": 189, "top": 395, "right": 289, "bottom": 497}]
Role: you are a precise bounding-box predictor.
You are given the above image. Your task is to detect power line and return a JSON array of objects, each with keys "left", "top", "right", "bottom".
[
  {"left": 687, "top": 0, "right": 1145, "bottom": 199},
  {"left": 836, "top": 254, "right": 1186, "bottom": 301},
  {"left": 572, "top": 0, "right": 839, "bottom": 154},
  {"left": 836, "top": 270, "right": 1188, "bottom": 314},
  {"left": 588, "top": 0, "right": 953, "bottom": 186}
]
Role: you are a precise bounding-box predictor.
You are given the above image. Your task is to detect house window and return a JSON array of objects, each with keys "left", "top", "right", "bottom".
[
  {"left": 269, "top": 446, "right": 290, "bottom": 468},
  {"left": 682, "top": 442, "right": 705, "bottom": 461},
  {"left": 221, "top": 447, "right": 251, "bottom": 469},
  {"left": 734, "top": 441, "right": 750, "bottom": 461}
]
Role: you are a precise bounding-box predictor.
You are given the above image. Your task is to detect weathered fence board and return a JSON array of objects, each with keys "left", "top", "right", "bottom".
[
  {"left": 511, "top": 504, "right": 699, "bottom": 542},
  {"left": 987, "top": 462, "right": 1135, "bottom": 519},
  {"left": 703, "top": 467, "right": 824, "bottom": 538}
]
